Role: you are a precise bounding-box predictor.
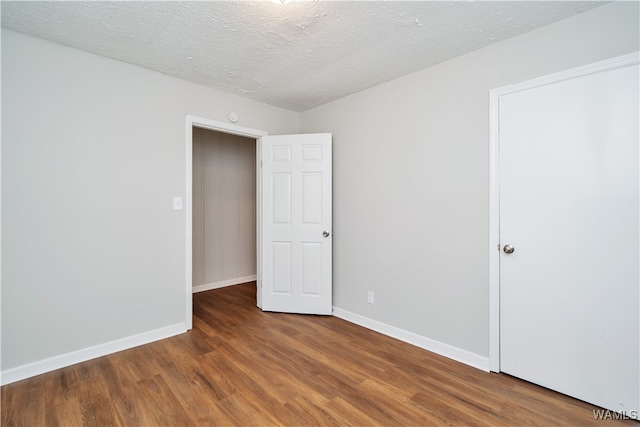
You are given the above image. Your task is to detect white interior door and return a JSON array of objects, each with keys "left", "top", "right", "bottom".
[
  {"left": 499, "top": 63, "right": 639, "bottom": 412},
  {"left": 261, "top": 133, "right": 332, "bottom": 315}
]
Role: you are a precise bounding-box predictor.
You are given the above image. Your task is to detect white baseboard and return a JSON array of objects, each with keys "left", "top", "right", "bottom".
[
  {"left": 332, "top": 307, "right": 490, "bottom": 372},
  {"left": 192, "top": 275, "right": 257, "bottom": 293},
  {"left": 0, "top": 322, "right": 186, "bottom": 386}
]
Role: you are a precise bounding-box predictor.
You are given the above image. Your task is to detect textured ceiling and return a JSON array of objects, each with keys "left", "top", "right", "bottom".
[{"left": 1, "top": 1, "right": 606, "bottom": 112}]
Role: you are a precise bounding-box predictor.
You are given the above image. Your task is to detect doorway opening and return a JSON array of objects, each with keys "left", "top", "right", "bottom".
[
  {"left": 192, "top": 127, "right": 256, "bottom": 292},
  {"left": 185, "top": 115, "right": 267, "bottom": 330}
]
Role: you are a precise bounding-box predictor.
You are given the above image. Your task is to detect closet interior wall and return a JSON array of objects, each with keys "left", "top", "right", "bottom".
[{"left": 192, "top": 127, "right": 257, "bottom": 292}]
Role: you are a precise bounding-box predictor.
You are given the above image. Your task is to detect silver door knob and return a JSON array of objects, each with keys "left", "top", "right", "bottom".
[
  {"left": 503, "top": 244, "right": 515, "bottom": 254},
  {"left": 322, "top": 231, "right": 331, "bottom": 238}
]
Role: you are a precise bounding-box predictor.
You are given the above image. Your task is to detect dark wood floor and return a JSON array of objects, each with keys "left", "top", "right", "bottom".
[{"left": 1, "top": 282, "right": 636, "bottom": 426}]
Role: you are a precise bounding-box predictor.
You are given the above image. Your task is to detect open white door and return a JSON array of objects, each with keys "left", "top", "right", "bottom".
[{"left": 261, "top": 133, "right": 332, "bottom": 315}]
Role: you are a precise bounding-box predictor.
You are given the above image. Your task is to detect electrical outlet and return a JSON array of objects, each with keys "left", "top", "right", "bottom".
[{"left": 367, "top": 291, "right": 374, "bottom": 304}]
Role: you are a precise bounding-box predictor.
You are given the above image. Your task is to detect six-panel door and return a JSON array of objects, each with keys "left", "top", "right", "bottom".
[{"left": 261, "top": 134, "right": 332, "bottom": 315}]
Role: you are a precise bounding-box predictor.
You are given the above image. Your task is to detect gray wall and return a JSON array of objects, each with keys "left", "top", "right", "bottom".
[
  {"left": 192, "top": 128, "right": 256, "bottom": 290},
  {"left": 1, "top": 28, "right": 298, "bottom": 372},
  {"left": 299, "top": 1, "right": 639, "bottom": 358}
]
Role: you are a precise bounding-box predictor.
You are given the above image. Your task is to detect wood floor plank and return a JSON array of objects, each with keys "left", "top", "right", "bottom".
[
  {"left": 96, "top": 357, "right": 150, "bottom": 426},
  {"left": 356, "top": 378, "right": 442, "bottom": 425},
  {"left": 409, "top": 390, "right": 498, "bottom": 427},
  {"left": 74, "top": 376, "right": 122, "bottom": 427},
  {"left": 322, "top": 396, "right": 386, "bottom": 427},
  {"left": 2, "top": 282, "right": 637, "bottom": 426},
  {"left": 287, "top": 394, "right": 347, "bottom": 426},
  {"left": 213, "top": 393, "right": 277, "bottom": 426},
  {"left": 1, "top": 377, "right": 46, "bottom": 427},
  {"left": 135, "top": 375, "right": 194, "bottom": 427},
  {"left": 47, "top": 397, "right": 84, "bottom": 427}
]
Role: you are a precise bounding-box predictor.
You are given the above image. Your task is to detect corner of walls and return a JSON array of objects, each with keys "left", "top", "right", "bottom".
[{"left": 300, "top": 0, "right": 638, "bottom": 370}]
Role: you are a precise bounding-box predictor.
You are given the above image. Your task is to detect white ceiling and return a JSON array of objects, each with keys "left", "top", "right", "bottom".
[{"left": 1, "top": 1, "right": 606, "bottom": 112}]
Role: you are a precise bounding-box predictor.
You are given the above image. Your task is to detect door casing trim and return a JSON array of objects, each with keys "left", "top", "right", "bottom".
[
  {"left": 488, "top": 52, "right": 639, "bottom": 372},
  {"left": 185, "top": 115, "right": 268, "bottom": 330}
]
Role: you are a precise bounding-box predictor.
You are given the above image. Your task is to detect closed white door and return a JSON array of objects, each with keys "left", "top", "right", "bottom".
[
  {"left": 499, "top": 63, "right": 639, "bottom": 412},
  {"left": 261, "top": 133, "right": 332, "bottom": 315}
]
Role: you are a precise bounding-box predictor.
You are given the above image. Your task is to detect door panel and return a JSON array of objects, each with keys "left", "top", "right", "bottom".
[
  {"left": 261, "top": 134, "right": 332, "bottom": 314},
  {"left": 499, "top": 64, "right": 639, "bottom": 412}
]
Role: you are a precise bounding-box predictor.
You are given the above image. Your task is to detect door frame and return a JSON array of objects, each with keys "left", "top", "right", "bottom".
[
  {"left": 488, "top": 52, "right": 639, "bottom": 372},
  {"left": 185, "top": 115, "right": 267, "bottom": 330}
]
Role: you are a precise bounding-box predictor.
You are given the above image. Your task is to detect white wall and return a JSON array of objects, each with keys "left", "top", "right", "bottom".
[
  {"left": 1, "top": 28, "right": 298, "bottom": 378},
  {"left": 299, "top": 1, "right": 639, "bottom": 362},
  {"left": 192, "top": 128, "right": 256, "bottom": 291}
]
